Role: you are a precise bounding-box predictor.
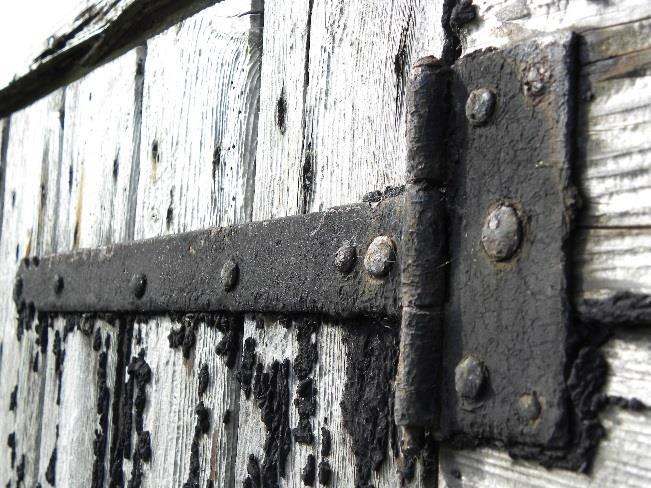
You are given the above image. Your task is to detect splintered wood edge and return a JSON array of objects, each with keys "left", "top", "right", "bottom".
[{"left": 0, "top": 0, "right": 229, "bottom": 119}]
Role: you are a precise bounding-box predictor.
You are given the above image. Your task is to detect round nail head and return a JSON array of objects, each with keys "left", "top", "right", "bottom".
[
  {"left": 465, "top": 88, "right": 496, "bottom": 126},
  {"left": 364, "top": 236, "right": 396, "bottom": 278},
  {"left": 221, "top": 259, "right": 239, "bottom": 291},
  {"left": 13, "top": 277, "right": 23, "bottom": 302},
  {"left": 481, "top": 205, "right": 522, "bottom": 262},
  {"left": 53, "top": 274, "right": 64, "bottom": 295},
  {"left": 518, "top": 392, "right": 541, "bottom": 422},
  {"left": 455, "top": 355, "right": 488, "bottom": 401},
  {"left": 130, "top": 273, "right": 147, "bottom": 299},
  {"left": 334, "top": 242, "right": 356, "bottom": 274}
]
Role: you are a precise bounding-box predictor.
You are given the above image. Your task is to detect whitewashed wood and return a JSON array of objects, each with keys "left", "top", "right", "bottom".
[
  {"left": 0, "top": 92, "right": 64, "bottom": 487},
  {"left": 247, "top": 1, "right": 444, "bottom": 486},
  {"left": 130, "top": 2, "right": 261, "bottom": 486},
  {"left": 461, "top": 0, "right": 651, "bottom": 54},
  {"left": 34, "top": 48, "right": 145, "bottom": 488}
]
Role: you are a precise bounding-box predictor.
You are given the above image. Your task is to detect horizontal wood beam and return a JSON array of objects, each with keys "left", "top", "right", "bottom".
[{"left": 0, "top": 0, "right": 239, "bottom": 119}]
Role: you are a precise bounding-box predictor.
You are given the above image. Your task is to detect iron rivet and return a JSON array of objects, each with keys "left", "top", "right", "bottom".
[
  {"left": 130, "top": 273, "right": 147, "bottom": 299},
  {"left": 465, "top": 88, "right": 496, "bottom": 126},
  {"left": 524, "top": 66, "right": 546, "bottom": 96},
  {"left": 221, "top": 259, "right": 239, "bottom": 291},
  {"left": 518, "top": 392, "right": 541, "bottom": 422},
  {"left": 455, "top": 355, "right": 488, "bottom": 401},
  {"left": 481, "top": 204, "right": 522, "bottom": 262},
  {"left": 334, "top": 242, "right": 356, "bottom": 274},
  {"left": 13, "top": 277, "right": 23, "bottom": 302},
  {"left": 364, "top": 236, "right": 396, "bottom": 278},
  {"left": 53, "top": 274, "right": 64, "bottom": 295}
]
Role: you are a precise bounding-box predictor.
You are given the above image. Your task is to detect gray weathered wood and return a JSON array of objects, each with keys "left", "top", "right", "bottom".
[
  {"left": 127, "top": 2, "right": 261, "bottom": 486},
  {"left": 0, "top": 0, "right": 229, "bottom": 119},
  {"left": 0, "top": 92, "right": 65, "bottom": 487},
  {"left": 36, "top": 47, "right": 145, "bottom": 488}
]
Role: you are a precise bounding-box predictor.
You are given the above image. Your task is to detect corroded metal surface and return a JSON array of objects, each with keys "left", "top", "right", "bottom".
[{"left": 15, "top": 196, "right": 404, "bottom": 318}]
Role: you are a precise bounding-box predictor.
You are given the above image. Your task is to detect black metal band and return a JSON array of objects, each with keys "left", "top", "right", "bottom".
[{"left": 15, "top": 196, "right": 404, "bottom": 318}]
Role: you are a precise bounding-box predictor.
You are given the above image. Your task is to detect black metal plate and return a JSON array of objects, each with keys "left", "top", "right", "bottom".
[
  {"left": 15, "top": 196, "right": 403, "bottom": 318},
  {"left": 441, "top": 34, "right": 576, "bottom": 448}
]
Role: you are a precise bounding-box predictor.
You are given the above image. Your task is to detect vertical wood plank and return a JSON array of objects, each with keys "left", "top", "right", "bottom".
[
  {"left": 40, "top": 47, "right": 146, "bottom": 488},
  {"left": 129, "top": 2, "right": 262, "bottom": 486},
  {"left": 0, "top": 92, "right": 64, "bottom": 487}
]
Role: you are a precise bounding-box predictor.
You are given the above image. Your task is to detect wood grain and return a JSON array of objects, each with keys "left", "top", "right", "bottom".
[
  {"left": 37, "top": 48, "right": 145, "bottom": 488},
  {"left": 0, "top": 0, "right": 226, "bottom": 118},
  {"left": 129, "top": 3, "right": 261, "bottom": 487},
  {"left": 0, "top": 92, "right": 64, "bottom": 487}
]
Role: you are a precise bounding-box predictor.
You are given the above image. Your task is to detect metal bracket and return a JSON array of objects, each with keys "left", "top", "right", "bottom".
[{"left": 14, "top": 34, "right": 579, "bottom": 465}]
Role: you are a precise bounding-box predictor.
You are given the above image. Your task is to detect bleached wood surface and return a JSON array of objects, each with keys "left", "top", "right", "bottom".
[
  {"left": 130, "top": 2, "right": 261, "bottom": 487},
  {"left": 0, "top": 92, "right": 65, "bottom": 487}
]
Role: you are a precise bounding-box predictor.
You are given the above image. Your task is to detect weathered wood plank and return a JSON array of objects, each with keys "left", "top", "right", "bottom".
[
  {"left": 128, "top": 2, "right": 261, "bottom": 486},
  {"left": 0, "top": 92, "right": 64, "bottom": 487},
  {"left": 0, "top": 0, "right": 230, "bottom": 119},
  {"left": 33, "top": 48, "right": 145, "bottom": 488}
]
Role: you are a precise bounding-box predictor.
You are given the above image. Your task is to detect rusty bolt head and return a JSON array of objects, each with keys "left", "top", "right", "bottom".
[
  {"left": 518, "top": 392, "right": 541, "bottom": 422},
  {"left": 524, "top": 66, "right": 547, "bottom": 96},
  {"left": 334, "top": 242, "right": 356, "bottom": 274},
  {"left": 221, "top": 259, "right": 239, "bottom": 291},
  {"left": 481, "top": 204, "right": 522, "bottom": 262},
  {"left": 13, "top": 277, "right": 23, "bottom": 302},
  {"left": 364, "top": 236, "right": 396, "bottom": 278},
  {"left": 53, "top": 274, "right": 64, "bottom": 295},
  {"left": 130, "top": 273, "right": 147, "bottom": 299},
  {"left": 455, "top": 355, "right": 488, "bottom": 401},
  {"left": 465, "top": 88, "right": 496, "bottom": 126}
]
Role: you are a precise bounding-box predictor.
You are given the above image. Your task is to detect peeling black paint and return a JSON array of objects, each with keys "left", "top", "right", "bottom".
[
  {"left": 223, "top": 409, "right": 231, "bottom": 425},
  {"left": 252, "top": 359, "right": 291, "bottom": 486},
  {"left": 236, "top": 337, "right": 256, "bottom": 398},
  {"left": 183, "top": 402, "right": 211, "bottom": 488},
  {"left": 340, "top": 321, "right": 398, "bottom": 487},
  {"left": 126, "top": 349, "right": 152, "bottom": 488},
  {"left": 317, "top": 460, "right": 331, "bottom": 486},
  {"left": 9, "top": 385, "right": 17, "bottom": 412},
  {"left": 91, "top": 335, "right": 111, "bottom": 488},
  {"left": 198, "top": 363, "right": 209, "bottom": 397},
  {"left": 320, "top": 427, "right": 331, "bottom": 458},
  {"left": 301, "top": 454, "right": 316, "bottom": 486},
  {"left": 53, "top": 330, "right": 64, "bottom": 405},
  {"left": 7, "top": 432, "right": 16, "bottom": 468},
  {"left": 276, "top": 87, "right": 287, "bottom": 135},
  {"left": 110, "top": 318, "right": 134, "bottom": 488},
  {"left": 244, "top": 453, "right": 261, "bottom": 488},
  {"left": 45, "top": 445, "right": 57, "bottom": 486},
  {"left": 215, "top": 315, "right": 242, "bottom": 368}
]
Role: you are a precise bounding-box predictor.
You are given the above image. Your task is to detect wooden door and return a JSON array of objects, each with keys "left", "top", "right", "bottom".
[{"left": 0, "top": 1, "right": 650, "bottom": 487}]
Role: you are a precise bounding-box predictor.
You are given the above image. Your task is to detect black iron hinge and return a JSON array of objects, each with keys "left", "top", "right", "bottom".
[{"left": 15, "top": 33, "right": 582, "bottom": 466}]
